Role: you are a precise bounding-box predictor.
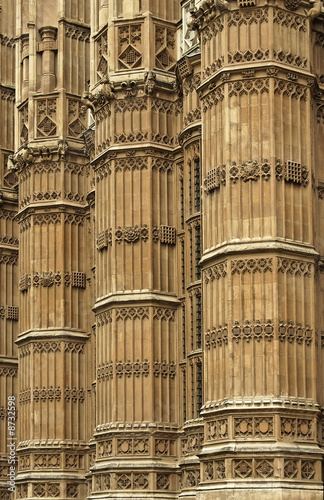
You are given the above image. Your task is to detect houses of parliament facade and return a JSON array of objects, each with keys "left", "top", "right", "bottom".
[{"left": 0, "top": 0, "right": 323, "bottom": 498}]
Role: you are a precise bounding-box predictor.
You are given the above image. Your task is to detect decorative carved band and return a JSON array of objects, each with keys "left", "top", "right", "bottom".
[
  {"left": 204, "top": 160, "right": 271, "bottom": 192},
  {"left": 275, "top": 160, "right": 309, "bottom": 186},
  {"left": 280, "top": 416, "right": 313, "bottom": 439},
  {"left": 228, "top": 48, "right": 269, "bottom": 64},
  {"left": 114, "top": 97, "right": 147, "bottom": 113},
  {"left": 21, "top": 386, "right": 85, "bottom": 403},
  {"left": 205, "top": 320, "right": 312, "bottom": 345},
  {"left": 64, "top": 386, "right": 85, "bottom": 402},
  {"left": 97, "top": 362, "right": 113, "bottom": 381},
  {"left": 205, "top": 325, "right": 228, "bottom": 347},
  {"left": 114, "top": 156, "right": 148, "bottom": 171},
  {"left": 97, "top": 359, "right": 176, "bottom": 380},
  {"left": 228, "top": 78, "right": 269, "bottom": 97},
  {"left": 96, "top": 310, "right": 112, "bottom": 325},
  {"left": 18, "top": 341, "right": 85, "bottom": 354},
  {"left": 152, "top": 157, "right": 174, "bottom": 172},
  {"left": 229, "top": 160, "right": 271, "bottom": 182},
  {"left": 0, "top": 209, "right": 16, "bottom": 220},
  {"left": 115, "top": 225, "right": 149, "bottom": 243},
  {"left": 0, "top": 367, "right": 18, "bottom": 377},
  {"left": 278, "top": 321, "right": 312, "bottom": 344},
  {"left": 151, "top": 98, "right": 183, "bottom": 115},
  {"left": 97, "top": 307, "right": 175, "bottom": 324},
  {"left": 273, "top": 9, "right": 307, "bottom": 30},
  {"left": 33, "top": 386, "right": 62, "bottom": 402},
  {"left": 202, "top": 87, "right": 224, "bottom": 112},
  {"left": 203, "top": 262, "right": 227, "bottom": 283},
  {"left": 204, "top": 165, "right": 226, "bottom": 192},
  {"left": 227, "top": 8, "right": 268, "bottom": 28},
  {"left": 33, "top": 190, "right": 61, "bottom": 201},
  {"left": 180, "top": 469, "right": 200, "bottom": 489},
  {"left": 19, "top": 388, "right": 31, "bottom": 404},
  {"left": 201, "top": 457, "right": 318, "bottom": 481},
  {"left": 0, "top": 253, "right": 18, "bottom": 265},
  {"left": 0, "top": 235, "right": 19, "bottom": 246},
  {"left": 153, "top": 360, "right": 176, "bottom": 378},
  {"left": 95, "top": 161, "right": 111, "bottom": 181},
  {"left": 232, "top": 320, "right": 274, "bottom": 342},
  {"left": 33, "top": 453, "right": 61, "bottom": 469},
  {"left": 64, "top": 25, "right": 90, "bottom": 42},
  {"left": 278, "top": 258, "right": 312, "bottom": 276},
  {"left": 18, "top": 212, "right": 86, "bottom": 226},
  {"left": 33, "top": 483, "right": 60, "bottom": 497},
  {"left": 94, "top": 471, "right": 151, "bottom": 491},
  {"left": 231, "top": 258, "right": 272, "bottom": 274},
  {"left": 152, "top": 225, "right": 176, "bottom": 244},
  {"left": 153, "top": 307, "right": 175, "bottom": 321},
  {"left": 116, "top": 360, "right": 150, "bottom": 378},
  {"left": 114, "top": 131, "right": 148, "bottom": 144},
  {"left": 184, "top": 107, "right": 201, "bottom": 127},
  {"left": 274, "top": 80, "right": 308, "bottom": 100},
  {"left": 0, "top": 305, "right": 18, "bottom": 321},
  {"left": 19, "top": 271, "right": 87, "bottom": 291},
  {"left": 115, "top": 307, "right": 149, "bottom": 321}
]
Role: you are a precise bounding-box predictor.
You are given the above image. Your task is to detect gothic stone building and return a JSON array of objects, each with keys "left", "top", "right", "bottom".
[{"left": 0, "top": 0, "right": 324, "bottom": 499}]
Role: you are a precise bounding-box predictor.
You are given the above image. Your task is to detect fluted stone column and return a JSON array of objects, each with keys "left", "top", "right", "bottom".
[
  {"left": 190, "top": 1, "right": 323, "bottom": 498},
  {"left": 0, "top": 2, "right": 18, "bottom": 498},
  {"left": 89, "top": 0, "right": 182, "bottom": 497},
  {"left": 14, "top": 2, "right": 92, "bottom": 499}
]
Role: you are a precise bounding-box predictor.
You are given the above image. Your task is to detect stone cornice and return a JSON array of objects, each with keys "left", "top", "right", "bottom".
[
  {"left": 94, "top": 292, "right": 180, "bottom": 311},
  {"left": 201, "top": 239, "right": 318, "bottom": 265}
]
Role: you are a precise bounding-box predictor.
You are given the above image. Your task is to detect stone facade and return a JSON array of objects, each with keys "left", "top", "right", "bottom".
[{"left": 0, "top": 0, "right": 323, "bottom": 498}]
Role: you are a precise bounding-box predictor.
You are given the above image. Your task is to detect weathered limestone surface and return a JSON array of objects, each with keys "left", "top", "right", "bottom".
[{"left": 0, "top": 0, "right": 322, "bottom": 499}]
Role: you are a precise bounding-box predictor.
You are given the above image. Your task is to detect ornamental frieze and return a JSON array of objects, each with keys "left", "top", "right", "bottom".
[
  {"left": 231, "top": 258, "right": 272, "bottom": 274},
  {"left": 274, "top": 79, "right": 308, "bottom": 100},
  {"left": 0, "top": 252, "right": 18, "bottom": 265},
  {"left": 114, "top": 156, "right": 148, "bottom": 171},
  {"left": 273, "top": 9, "right": 307, "bottom": 30},
  {"left": 0, "top": 366, "right": 18, "bottom": 377},
  {"left": 228, "top": 48, "right": 269, "bottom": 64},
  {"left": 227, "top": 8, "right": 268, "bottom": 27},
  {"left": 278, "top": 321, "right": 313, "bottom": 344},
  {"left": 97, "top": 359, "right": 176, "bottom": 379},
  {"left": 200, "top": 457, "right": 319, "bottom": 481},
  {"left": 203, "top": 262, "right": 227, "bottom": 283},
  {"left": 232, "top": 320, "right": 274, "bottom": 342},
  {"left": 277, "top": 258, "right": 312, "bottom": 276},
  {"left": 0, "top": 305, "right": 18, "bottom": 320},
  {"left": 115, "top": 225, "right": 149, "bottom": 243},
  {"left": 19, "top": 271, "right": 87, "bottom": 291},
  {"left": 231, "top": 159, "right": 270, "bottom": 181}
]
